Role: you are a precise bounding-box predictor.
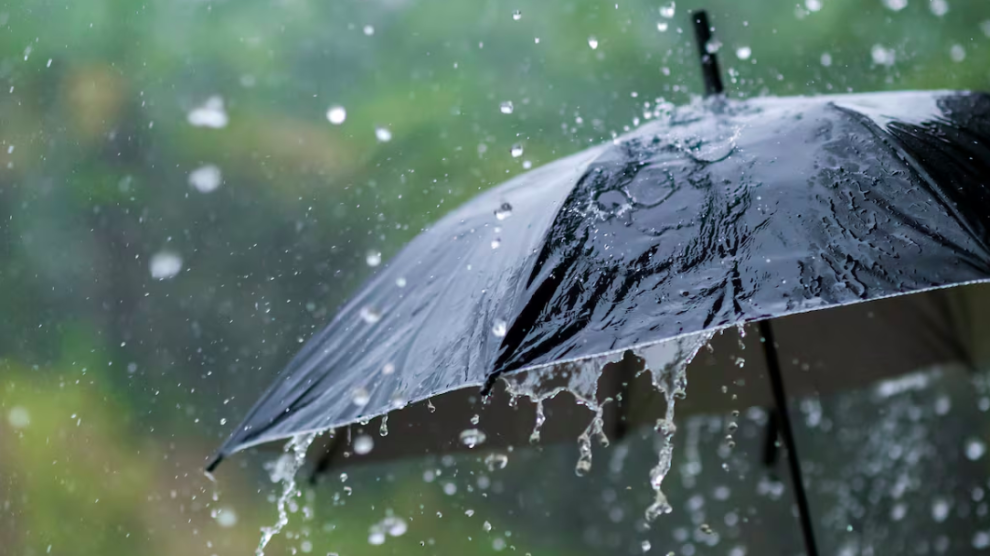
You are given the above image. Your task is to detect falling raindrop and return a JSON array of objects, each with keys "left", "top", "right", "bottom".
[
  {"left": 213, "top": 507, "right": 238, "bottom": 528},
  {"left": 641, "top": 541, "right": 652, "bottom": 552},
  {"left": 659, "top": 2, "right": 675, "bottom": 18},
  {"left": 395, "top": 276, "right": 407, "bottom": 287},
  {"left": 510, "top": 144, "right": 523, "bottom": 158},
  {"left": 366, "top": 250, "right": 382, "bottom": 267},
  {"left": 257, "top": 434, "right": 317, "bottom": 556},
  {"left": 380, "top": 415, "right": 389, "bottom": 436},
  {"left": 368, "top": 531, "right": 386, "bottom": 546},
  {"left": 522, "top": 160, "right": 532, "bottom": 169},
  {"left": 326, "top": 105, "right": 346, "bottom": 125},
  {"left": 375, "top": 126, "right": 392, "bottom": 142},
  {"left": 363, "top": 25, "right": 375, "bottom": 36},
  {"left": 966, "top": 438, "right": 986, "bottom": 460},
  {"left": 150, "top": 251, "right": 183, "bottom": 280},
  {"left": 735, "top": 46, "right": 752, "bottom": 60},
  {"left": 491, "top": 238, "right": 501, "bottom": 250},
  {"left": 460, "top": 428, "right": 487, "bottom": 448},
  {"left": 443, "top": 482, "right": 457, "bottom": 495},
  {"left": 353, "top": 434, "right": 374, "bottom": 455},
  {"left": 929, "top": 0, "right": 948, "bottom": 16},
  {"left": 189, "top": 164, "right": 222, "bottom": 193},
  {"left": 871, "top": 44, "right": 896, "bottom": 66},
  {"left": 499, "top": 101, "right": 514, "bottom": 114},
  {"left": 485, "top": 453, "right": 509, "bottom": 471},
  {"left": 492, "top": 319, "right": 508, "bottom": 338},
  {"left": 470, "top": 414, "right": 480, "bottom": 425},
  {"left": 352, "top": 387, "right": 371, "bottom": 407},
  {"left": 512, "top": 9, "right": 522, "bottom": 20},
  {"left": 657, "top": 22, "right": 668, "bottom": 32},
  {"left": 187, "top": 96, "right": 229, "bottom": 128},
  {"left": 705, "top": 39, "right": 722, "bottom": 54},
  {"left": 360, "top": 306, "right": 382, "bottom": 324},
  {"left": 882, "top": 0, "right": 907, "bottom": 10},
  {"left": 932, "top": 498, "right": 950, "bottom": 522},
  {"left": 483, "top": 521, "right": 493, "bottom": 532},
  {"left": 950, "top": 44, "right": 965, "bottom": 62},
  {"left": 587, "top": 36, "right": 599, "bottom": 50},
  {"left": 805, "top": 0, "right": 822, "bottom": 11},
  {"left": 7, "top": 407, "right": 30, "bottom": 428},
  {"left": 820, "top": 52, "right": 833, "bottom": 66},
  {"left": 382, "top": 363, "right": 396, "bottom": 375}
]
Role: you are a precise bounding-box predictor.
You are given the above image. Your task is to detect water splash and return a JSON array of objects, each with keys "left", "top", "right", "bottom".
[
  {"left": 257, "top": 432, "right": 318, "bottom": 556},
  {"left": 633, "top": 332, "right": 714, "bottom": 522},
  {"left": 503, "top": 352, "right": 624, "bottom": 475}
]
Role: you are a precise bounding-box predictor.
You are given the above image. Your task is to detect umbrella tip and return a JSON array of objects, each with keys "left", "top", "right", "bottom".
[
  {"left": 690, "top": 10, "right": 725, "bottom": 98},
  {"left": 205, "top": 452, "right": 224, "bottom": 473}
]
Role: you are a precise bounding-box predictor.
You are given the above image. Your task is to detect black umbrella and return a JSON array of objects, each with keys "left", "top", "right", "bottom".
[{"left": 209, "top": 11, "right": 990, "bottom": 556}]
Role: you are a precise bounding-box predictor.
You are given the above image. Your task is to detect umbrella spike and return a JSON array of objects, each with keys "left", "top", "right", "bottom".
[
  {"left": 690, "top": 10, "right": 724, "bottom": 97},
  {"left": 760, "top": 320, "right": 820, "bottom": 556}
]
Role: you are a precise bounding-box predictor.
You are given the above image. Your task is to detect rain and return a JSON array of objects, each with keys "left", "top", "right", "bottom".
[{"left": 4, "top": 1, "right": 990, "bottom": 556}]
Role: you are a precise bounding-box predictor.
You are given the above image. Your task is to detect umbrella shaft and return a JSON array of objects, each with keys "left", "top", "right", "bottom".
[{"left": 760, "top": 320, "right": 820, "bottom": 556}]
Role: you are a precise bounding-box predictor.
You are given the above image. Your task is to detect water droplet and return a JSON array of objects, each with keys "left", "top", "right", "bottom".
[
  {"left": 495, "top": 202, "right": 513, "bottom": 220},
  {"left": 380, "top": 415, "right": 389, "bottom": 436},
  {"left": 395, "top": 276, "right": 407, "bottom": 287},
  {"left": 490, "top": 238, "right": 501, "bottom": 250},
  {"left": 587, "top": 36, "right": 599, "bottom": 49},
  {"left": 7, "top": 406, "right": 30, "bottom": 428},
  {"left": 512, "top": 9, "right": 522, "bottom": 20},
  {"left": 382, "top": 363, "right": 395, "bottom": 375},
  {"left": 220, "top": 418, "right": 227, "bottom": 425},
  {"left": 459, "top": 428, "right": 487, "bottom": 448},
  {"left": 871, "top": 44, "right": 896, "bottom": 66},
  {"left": 975, "top": 531, "right": 990, "bottom": 550},
  {"left": 981, "top": 20, "right": 990, "bottom": 38},
  {"left": 820, "top": 52, "right": 833, "bottom": 67},
  {"left": 443, "top": 482, "right": 457, "bottom": 495},
  {"left": 187, "top": 96, "right": 228, "bottom": 129},
  {"left": 499, "top": 101, "right": 514, "bottom": 114},
  {"left": 522, "top": 160, "right": 532, "bottom": 169},
  {"left": 700, "top": 524, "right": 714, "bottom": 535},
  {"left": 352, "top": 387, "right": 371, "bottom": 407},
  {"left": 150, "top": 251, "right": 183, "bottom": 280},
  {"left": 483, "top": 521, "right": 493, "bottom": 532},
  {"left": 967, "top": 438, "right": 986, "bottom": 460},
  {"left": 929, "top": 0, "right": 948, "bottom": 16},
  {"left": 214, "top": 506, "right": 238, "bottom": 527},
  {"left": 363, "top": 25, "right": 375, "bottom": 36},
  {"left": 354, "top": 434, "right": 374, "bottom": 455},
  {"left": 805, "top": 0, "right": 822, "bottom": 11},
  {"left": 485, "top": 452, "right": 509, "bottom": 471},
  {"left": 659, "top": 2, "right": 675, "bottom": 18},
  {"left": 360, "top": 306, "right": 382, "bottom": 324},
  {"left": 375, "top": 126, "right": 392, "bottom": 142},
  {"left": 386, "top": 516, "right": 407, "bottom": 536},
  {"left": 641, "top": 541, "right": 651, "bottom": 552},
  {"left": 427, "top": 399, "right": 436, "bottom": 413},
  {"left": 470, "top": 414, "right": 480, "bottom": 425},
  {"left": 882, "top": 0, "right": 907, "bottom": 10},
  {"left": 932, "top": 498, "right": 950, "bottom": 522},
  {"left": 326, "top": 105, "right": 346, "bottom": 125},
  {"left": 705, "top": 39, "right": 722, "bottom": 54},
  {"left": 366, "top": 250, "right": 382, "bottom": 267},
  {"left": 189, "top": 164, "right": 222, "bottom": 193},
  {"left": 735, "top": 46, "right": 752, "bottom": 60},
  {"left": 465, "top": 509, "right": 475, "bottom": 517},
  {"left": 492, "top": 320, "right": 508, "bottom": 338},
  {"left": 656, "top": 22, "right": 668, "bottom": 32},
  {"left": 950, "top": 44, "right": 966, "bottom": 62},
  {"left": 368, "top": 531, "right": 386, "bottom": 545},
  {"left": 510, "top": 144, "right": 523, "bottom": 158}
]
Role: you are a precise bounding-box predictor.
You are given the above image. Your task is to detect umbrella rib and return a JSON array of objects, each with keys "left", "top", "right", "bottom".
[{"left": 760, "top": 320, "right": 820, "bottom": 556}]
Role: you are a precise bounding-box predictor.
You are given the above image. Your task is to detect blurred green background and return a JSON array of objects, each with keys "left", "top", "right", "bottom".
[{"left": 0, "top": 0, "right": 989, "bottom": 554}]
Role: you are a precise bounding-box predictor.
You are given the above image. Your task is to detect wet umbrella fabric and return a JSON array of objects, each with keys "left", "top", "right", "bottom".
[{"left": 208, "top": 89, "right": 990, "bottom": 471}]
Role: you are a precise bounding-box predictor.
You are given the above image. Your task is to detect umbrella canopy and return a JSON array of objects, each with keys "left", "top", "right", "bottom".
[{"left": 209, "top": 86, "right": 990, "bottom": 471}]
